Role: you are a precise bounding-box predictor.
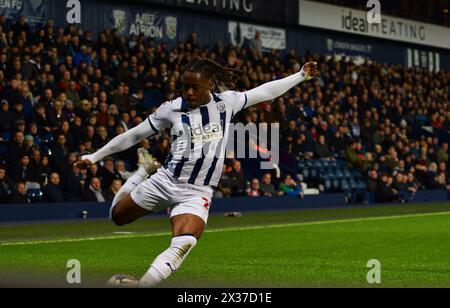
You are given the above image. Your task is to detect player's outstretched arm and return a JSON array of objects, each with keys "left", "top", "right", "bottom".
[
  {"left": 76, "top": 120, "right": 156, "bottom": 167},
  {"left": 244, "top": 61, "right": 318, "bottom": 107}
]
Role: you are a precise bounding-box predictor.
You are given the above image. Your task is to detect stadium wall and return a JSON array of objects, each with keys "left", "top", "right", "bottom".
[
  {"left": 39, "top": 0, "right": 450, "bottom": 70},
  {"left": 0, "top": 191, "right": 448, "bottom": 223}
]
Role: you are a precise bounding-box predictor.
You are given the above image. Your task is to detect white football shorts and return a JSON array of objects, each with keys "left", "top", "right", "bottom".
[{"left": 129, "top": 168, "right": 213, "bottom": 224}]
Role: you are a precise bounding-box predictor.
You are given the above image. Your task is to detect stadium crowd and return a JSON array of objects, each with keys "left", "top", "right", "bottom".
[{"left": 0, "top": 16, "right": 449, "bottom": 205}]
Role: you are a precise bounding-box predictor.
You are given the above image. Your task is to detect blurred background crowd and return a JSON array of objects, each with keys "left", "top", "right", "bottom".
[{"left": 0, "top": 16, "right": 449, "bottom": 205}]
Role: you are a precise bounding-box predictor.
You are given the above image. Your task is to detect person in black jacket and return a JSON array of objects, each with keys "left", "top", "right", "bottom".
[
  {"left": 50, "top": 133, "right": 69, "bottom": 174},
  {"left": 0, "top": 100, "right": 15, "bottom": 134},
  {"left": 367, "top": 169, "right": 379, "bottom": 192},
  {"left": 10, "top": 181, "right": 30, "bottom": 204},
  {"left": 63, "top": 163, "right": 83, "bottom": 202},
  {"left": 7, "top": 131, "right": 26, "bottom": 172},
  {"left": 43, "top": 172, "right": 65, "bottom": 203},
  {"left": 11, "top": 154, "right": 40, "bottom": 183},
  {"left": 0, "top": 165, "right": 13, "bottom": 203},
  {"left": 227, "top": 160, "right": 247, "bottom": 197},
  {"left": 83, "top": 177, "right": 106, "bottom": 203},
  {"left": 314, "top": 134, "right": 332, "bottom": 159},
  {"left": 104, "top": 178, "right": 123, "bottom": 202},
  {"left": 375, "top": 173, "right": 402, "bottom": 203}
]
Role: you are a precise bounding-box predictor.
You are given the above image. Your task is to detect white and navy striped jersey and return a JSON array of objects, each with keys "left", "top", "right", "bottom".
[{"left": 148, "top": 91, "right": 248, "bottom": 188}]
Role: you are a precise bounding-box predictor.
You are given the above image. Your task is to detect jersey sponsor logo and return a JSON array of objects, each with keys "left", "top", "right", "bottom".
[{"left": 190, "top": 123, "right": 222, "bottom": 143}]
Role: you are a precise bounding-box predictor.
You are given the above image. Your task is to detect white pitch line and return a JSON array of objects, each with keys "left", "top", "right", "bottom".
[{"left": 1, "top": 211, "right": 450, "bottom": 247}]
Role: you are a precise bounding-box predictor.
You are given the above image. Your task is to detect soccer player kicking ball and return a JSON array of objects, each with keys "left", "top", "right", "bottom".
[{"left": 76, "top": 58, "right": 318, "bottom": 287}]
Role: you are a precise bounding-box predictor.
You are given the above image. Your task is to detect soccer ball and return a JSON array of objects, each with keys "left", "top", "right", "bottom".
[{"left": 107, "top": 274, "right": 139, "bottom": 288}]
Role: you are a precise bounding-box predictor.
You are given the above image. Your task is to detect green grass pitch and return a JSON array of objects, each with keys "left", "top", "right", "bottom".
[{"left": 1, "top": 203, "right": 450, "bottom": 288}]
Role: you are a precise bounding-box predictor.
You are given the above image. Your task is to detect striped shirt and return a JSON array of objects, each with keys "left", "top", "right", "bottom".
[{"left": 148, "top": 91, "right": 248, "bottom": 188}]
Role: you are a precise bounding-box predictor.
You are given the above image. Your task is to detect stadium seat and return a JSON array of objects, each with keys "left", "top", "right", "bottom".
[
  {"left": 26, "top": 182, "right": 41, "bottom": 191},
  {"left": 343, "top": 170, "right": 352, "bottom": 179},
  {"left": 27, "top": 189, "right": 43, "bottom": 203},
  {"left": 324, "top": 180, "right": 333, "bottom": 192},
  {"left": 320, "top": 160, "right": 329, "bottom": 168},
  {"left": 341, "top": 180, "right": 350, "bottom": 191},
  {"left": 320, "top": 173, "right": 330, "bottom": 181},
  {"left": 1, "top": 133, "right": 11, "bottom": 142},
  {"left": 0, "top": 144, "right": 7, "bottom": 156},
  {"left": 329, "top": 161, "right": 338, "bottom": 168},
  {"left": 356, "top": 181, "right": 367, "bottom": 191},
  {"left": 332, "top": 179, "right": 340, "bottom": 191},
  {"left": 302, "top": 168, "right": 310, "bottom": 181},
  {"left": 351, "top": 170, "right": 361, "bottom": 178},
  {"left": 315, "top": 160, "right": 325, "bottom": 169}
]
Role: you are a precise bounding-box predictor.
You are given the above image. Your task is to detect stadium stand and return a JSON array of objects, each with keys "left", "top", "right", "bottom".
[{"left": 0, "top": 15, "right": 449, "bottom": 205}]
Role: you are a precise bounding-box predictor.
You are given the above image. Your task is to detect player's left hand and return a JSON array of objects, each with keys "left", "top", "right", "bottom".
[{"left": 301, "top": 62, "right": 319, "bottom": 81}]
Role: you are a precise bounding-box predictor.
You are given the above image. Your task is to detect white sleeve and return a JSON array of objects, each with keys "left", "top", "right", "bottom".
[
  {"left": 82, "top": 119, "right": 156, "bottom": 164},
  {"left": 148, "top": 101, "right": 172, "bottom": 131},
  {"left": 244, "top": 70, "right": 307, "bottom": 108},
  {"left": 82, "top": 102, "right": 172, "bottom": 164}
]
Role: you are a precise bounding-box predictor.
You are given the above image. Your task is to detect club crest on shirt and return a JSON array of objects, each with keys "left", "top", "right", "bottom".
[{"left": 217, "top": 102, "right": 226, "bottom": 113}]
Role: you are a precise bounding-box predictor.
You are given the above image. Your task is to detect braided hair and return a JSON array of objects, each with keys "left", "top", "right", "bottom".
[{"left": 184, "top": 57, "right": 243, "bottom": 90}]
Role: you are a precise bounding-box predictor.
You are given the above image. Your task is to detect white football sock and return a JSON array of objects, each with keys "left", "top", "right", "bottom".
[
  {"left": 138, "top": 235, "right": 198, "bottom": 288},
  {"left": 109, "top": 167, "right": 149, "bottom": 219}
]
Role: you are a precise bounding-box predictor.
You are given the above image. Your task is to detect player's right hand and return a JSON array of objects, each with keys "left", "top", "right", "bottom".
[{"left": 74, "top": 155, "right": 94, "bottom": 169}]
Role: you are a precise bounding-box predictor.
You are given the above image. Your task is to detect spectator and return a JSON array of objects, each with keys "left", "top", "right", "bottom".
[
  {"left": 114, "top": 160, "right": 133, "bottom": 182},
  {"left": 105, "top": 178, "right": 123, "bottom": 202},
  {"left": 99, "top": 157, "right": 121, "bottom": 189},
  {"left": 346, "top": 141, "right": 361, "bottom": 170},
  {"left": 247, "top": 179, "right": 262, "bottom": 197},
  {"left": 279, "top": 175, "right": 304, "bottom": 199},
  {"left": 7, "top": 131, "right": 26, "bottom": 171},
  {"left": 438, "top": 143, "right": 448, "bottom": 164},
  {"left": 153, "top": 138, "right": 170, "bottom": 164},
  {"left": 11, "top": 154, "right": 40, "bottom": 183},
  {"left": 215, "top": 165, "right": 233, "bottom": 198},
  {"left": 10, "top": 181, "right": 30, "bottom": 204},
  {"left": 227, "top": 160, "right": 246, "bottom": 196},
  {"left": 375, "top": 173, "right": 402, "bottom": 203},
  {"left": 83, "top": 177, "right": 106, "bottom": 202},
  {"left": 406, "top": 172, "right": 419, "bottom": 201},
  {"left": 367, "top": 169, "right": 379, "bottom": 193},
  {"left": 259, "top": 173, "right": 278, "bottom": 197},
  {"left": 40, "top": 155, "right": 52, "bottom": 181},
  {"left": 32, "top": 103, "right": 51, "bottom": 134},
  {"left": 424, "top": 163, "right": 444, "bottom": 190},
  {"left": 51, "top": 133, "right": 69, "bottom": 174},
  {"left": 314, "top": 135, "right": 332, "bottom": 159},
  {"left": 249, "top": 31, "right": 263, "bottom": 60},
  {"left": 63, "top": 163, "right": 83, "bottom": 202},
  {"left": 0, "top": 165, "right": 13, "bottom": 203},
  {"left": 393, "top": 173, "right": 408, "bottom": 201},
  {"left": 0, "top": 100, "right": 15, "bottom": 133},
  {"left": 92, "top": 126, "right": 109, "bottom": 150},
  {"left": 0, "top": 19, "right": 450, "bottom": 205},
  {"left": 43, "top": 172, "right": 65, "bottom": 203}
]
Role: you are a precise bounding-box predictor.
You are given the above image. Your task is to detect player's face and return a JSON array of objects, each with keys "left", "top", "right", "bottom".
[{"left": 182, "top": 71, "right": 212, "bottom": 109}]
